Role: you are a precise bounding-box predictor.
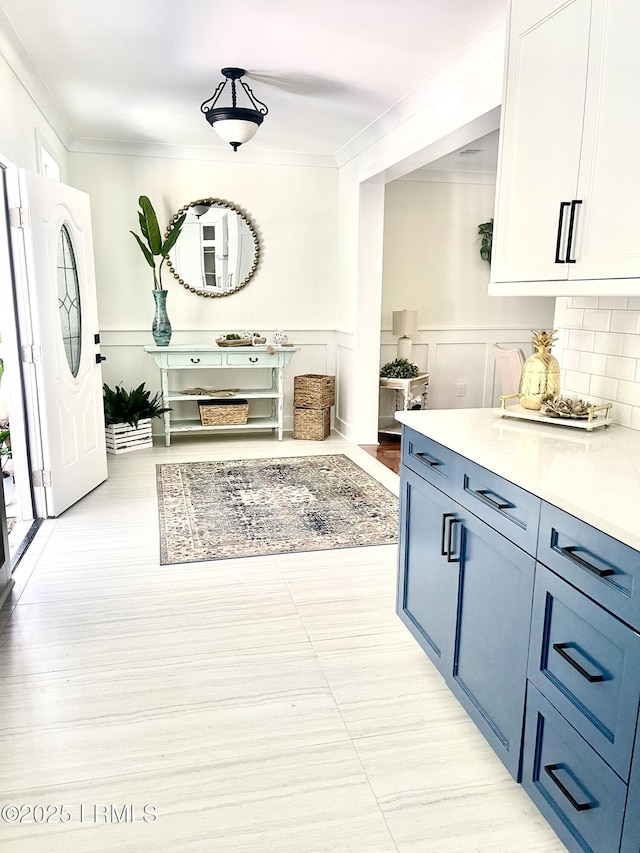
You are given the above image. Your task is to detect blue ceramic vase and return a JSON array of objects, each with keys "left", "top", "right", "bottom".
[{"left": 152, "top": 289, "right": 171, "bottom": 347}]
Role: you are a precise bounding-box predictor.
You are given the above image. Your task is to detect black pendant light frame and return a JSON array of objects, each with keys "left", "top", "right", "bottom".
[{"left": 200, "top": 68, "right": 268, "bottom": 151}]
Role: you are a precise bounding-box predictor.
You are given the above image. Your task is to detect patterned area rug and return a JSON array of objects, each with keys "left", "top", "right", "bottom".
[{"left": 156, "top": 454, "right": 399, "bottom": 564}]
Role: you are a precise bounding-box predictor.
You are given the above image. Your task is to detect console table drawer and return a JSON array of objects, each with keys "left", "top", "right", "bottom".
[
  {"left": 538, "top": 503, "right": 640, "bottom": 629},
  {"left": 529, "top": 564, "right": 640, "bottom": 779},
  {"left": 460, "top": 458, "right": 540, "bottom": 557},
  {"left": 226, "top": 352, "right": 280, "bottom": 367},
  {"left": 165, "top": 352, "right": 223, "bottom": 368},
  {"left": 401, "top": 427, "right": 460, "bottom": 495},
  {"left": 523, "top": 686, "right": 627, "bottom": 853}
]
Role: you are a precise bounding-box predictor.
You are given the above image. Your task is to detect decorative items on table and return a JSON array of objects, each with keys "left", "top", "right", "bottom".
[
  {"left": 380, "top": 358, "right": 420, "bottom": 379},
  {"left": 215, "top": 333, "right": 267, "bottom": 347},
  {"left": 392, "top": 310, "right": 418, "bottom": 361},
  {"left": 130, "top": 195, "right": 186, "bottom": 347},
  {"left": 273, "top": 330, "right": 288, "bottom": 345},
  {"left": 293, "top": 374, "right": 336, "bottom": 440},
  {"left": 519, "top": 329, "right": 561, "bottom": 409},
  {"left": 103, "top": 382, "right": 170, "bottom": 454}
]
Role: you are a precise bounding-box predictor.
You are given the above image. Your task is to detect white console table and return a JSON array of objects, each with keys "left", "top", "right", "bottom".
[
  {"left": 144, "top": 345, "right": 299, "bottom": 446},
  {"left": 379, "top": 373, "right": 430, "bottom": 436}
]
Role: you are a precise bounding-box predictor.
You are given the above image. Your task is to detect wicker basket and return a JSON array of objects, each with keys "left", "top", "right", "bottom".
[
  {"left": 294, "top": 374, "right": 335, "bottom": 409},
  {"left": 293, "top": 406, "right": 331, "bottom": 440},
  {"left": 198, "top": 399, "right": 249, "bottom": 426}
]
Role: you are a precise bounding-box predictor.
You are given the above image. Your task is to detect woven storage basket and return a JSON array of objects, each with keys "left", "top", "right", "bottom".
[
  {"left": 198, "top": 399, "right": 249, "bottom": 426},
  {"left": 293, "top": 406, "right": 331, "bottom": 440},
  {"left": 294, "top": 374, "right": 335, "bottom": 409}
]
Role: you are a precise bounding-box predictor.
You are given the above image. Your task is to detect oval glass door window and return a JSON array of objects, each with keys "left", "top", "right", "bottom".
[{"left": 57, "top": 224, "right": 82, "bottom": 377}]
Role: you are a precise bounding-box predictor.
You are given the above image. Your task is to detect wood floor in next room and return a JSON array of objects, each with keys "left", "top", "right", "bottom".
[{"left": 0, "top": 433, "right": 566, "bottom": 853}]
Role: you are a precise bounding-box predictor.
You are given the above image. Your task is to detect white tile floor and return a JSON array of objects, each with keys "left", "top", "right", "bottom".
[{"left": 0, "top": 433, "right": 568, "bottom": 852}]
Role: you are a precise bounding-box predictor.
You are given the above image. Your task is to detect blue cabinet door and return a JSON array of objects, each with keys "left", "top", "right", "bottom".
[
  {"left": 397, "top": 466, "right": 460, "bottom": 674},
  {"left": 451, "top": 508, "right": 536, "bottom": 780}
]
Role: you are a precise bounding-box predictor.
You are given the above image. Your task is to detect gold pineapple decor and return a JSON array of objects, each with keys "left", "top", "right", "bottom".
[{"left": 519, "top": 330, "right": 561, "bottom": 410}]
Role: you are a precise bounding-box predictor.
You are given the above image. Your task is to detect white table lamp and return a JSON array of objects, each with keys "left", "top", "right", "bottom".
[{"left": 392, "top": 310, "right": 418, "bottom": 360}]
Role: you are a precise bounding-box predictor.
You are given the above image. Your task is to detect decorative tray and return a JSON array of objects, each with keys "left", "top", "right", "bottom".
[
  {"left": 495, "top": 395, "right": 613, "bottom": 431},
  {"left": 215, "top": 337, "right": 267, "bottom": 347}
]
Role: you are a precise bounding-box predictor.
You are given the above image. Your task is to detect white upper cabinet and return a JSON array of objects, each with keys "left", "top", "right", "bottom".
[{"left": 490, "top": 0, "right": 640, "bottom": 296}]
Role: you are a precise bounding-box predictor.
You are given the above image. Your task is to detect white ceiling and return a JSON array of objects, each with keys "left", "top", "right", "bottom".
[{"left": 0, "top": 0, "right": 506, "bottom": 162}]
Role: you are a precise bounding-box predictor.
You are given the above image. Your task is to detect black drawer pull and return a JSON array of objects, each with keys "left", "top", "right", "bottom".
[
  {"left": 565, "top": 199, "right": 582, "bottom": 264},
  {"left": 415, "top": 452, "right": 441, "bottom": 468},
  {"left": 560, "top": 545, "right": 614, "bottom": 578},
  {"left": 190, "top": 357, "right": 201, "bottom": 364},
  {"left": 544, "top": 764, "right": 593, "bottom": 812},
  {"left": 446, "top": 518, "right": 462, "bottom": 564},
  {"left": 555, "top": 201, "right": 570, "bottom": 264},
  {"left": 249, "top": 356, "right": 259, "bottom": 363},
  {"left": 552, "top": 643, "right": 605, "bottom": 683},
  {"left": 474, "top": 489, "right": 510, "bottom": 511},
  {"left": 441, "top": 513, "right": 455, "bottom": 557}
]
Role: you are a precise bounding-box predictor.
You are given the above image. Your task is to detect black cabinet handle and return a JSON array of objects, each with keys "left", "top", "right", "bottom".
[
  {"left": 552, "top": 642, "right": 605, "bottom": 683},
  {"left": 555, "top": 201, "right": 571, "bottom": 263},
  {"left": 249, "top": 357, "right": 258, "bottom": 363},
  {"left": 95, "top": 354, "right": 106, "bottom": 364},
  {"left": 565, "top": 199, "right": 582, "bottom": 263},
  {"left": 190, "top": 357, "right": 201, "bottom": 364},
  {"left": 560, "top": 545, "right": 614, "bottom": 578},
  {"left": 474, "top": 489, "right": 510, "bottom": 511},
  {"left": 544, "top": 764, "right": 593, "bottom": 812},
  {"left": 446, "top": 518, "right": 462, "bottom": 563},
  {"left": 415, "top": 452, "right": 440, "bottom": 468},
  {"left": 441, "top": 513, "right": 455, "bottom": 557}
]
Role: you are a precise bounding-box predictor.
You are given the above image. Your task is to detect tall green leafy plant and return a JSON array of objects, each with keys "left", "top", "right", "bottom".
[
  {"left": 130, "top": 196, "right": 186, "bottom": 290},
  {"left": 477, "top": 219, "right": 493, "bottom": 264},
  {"left": 103, "top": 382, "right": 170, "bottom": 428}
]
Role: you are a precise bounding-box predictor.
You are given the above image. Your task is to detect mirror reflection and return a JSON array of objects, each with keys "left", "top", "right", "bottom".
[{"left": 166, "top": 198, "right": 260, "bottom": 297}]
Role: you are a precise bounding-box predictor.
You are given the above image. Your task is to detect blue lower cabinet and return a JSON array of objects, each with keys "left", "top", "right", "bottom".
[
  {"left": 398, "top": 464, "right": 535, "bottom": 780},
  {"left": 621, "top": 712, "right": 640, "bottom": 852},
  {"left": 523, "top": 685, "right": 627, "bottom": 853}
]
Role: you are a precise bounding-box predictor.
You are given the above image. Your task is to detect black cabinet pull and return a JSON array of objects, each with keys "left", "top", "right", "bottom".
[
  {"left": 474, "top": 489, "right": 510, "bottom": 511},
  {"left": 565, "top": 199, "right": 582, "bottom": 263},
  {"left": 555, "top": 201, "right": 571, "bottom": 263},
  {"left": 95, "top": 354, "right": 106, "bottom": 364},
  {"left": 552, "top": 642, "right": 605, "bottom": 683},
  {"left": 190, "top": 357, "right": 201, "bottom": 364},
  {"left": 544, "top": 764, "right": 593, "bottom": 812},
  {"left": 415, "top": 452, "right": 440, "bottom": 468},
  {"left": 441, "top": 513, "right": 455, "bottom": 557},
  {"left": 249, "top": 356, "right": 259, "bottom": 363},
  {"left": 446, "top": 518, "right": 462, "bottom": 564},
  {"left": 560, "top": 545, "right": 614, "bottom": 578}
]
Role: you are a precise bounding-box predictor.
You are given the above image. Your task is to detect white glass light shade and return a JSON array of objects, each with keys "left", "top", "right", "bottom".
[
  {"left": 212, "top": 119, "right": 260, "bottom": 146},
  {"left": 392, "top": 310, "right": 418, "bottom": 337}
]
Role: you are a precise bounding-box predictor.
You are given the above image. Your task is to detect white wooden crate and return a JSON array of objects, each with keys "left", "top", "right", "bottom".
[{"left": 105, "top": 419, "right": 153, "bottom": 454}]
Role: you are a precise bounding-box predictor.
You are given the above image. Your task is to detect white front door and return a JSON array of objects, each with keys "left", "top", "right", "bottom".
[{"left": 20, "top": 171, "right": 107, "bottom": 516}]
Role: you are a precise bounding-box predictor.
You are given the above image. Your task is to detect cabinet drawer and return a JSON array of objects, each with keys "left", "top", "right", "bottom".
[
  {"left": 538, "top": 502, "right": 640, "bottom": 629},
  {"left": 401, "top": 427, "right": 460, "bottom": 496},
  {"left": 226, "top": 352, "right": 279, "bottom": 367},
  {"left": 459, "top": 458, "right": 540, "bottom": 556},
  {"left": 166, "top": 352, "right": 223, "bottom": 368},
  {"left": 523, "top": 686, "right": 627, "bottom": 853},
  {"left": 529, "top": 564, "right": 640, "bottom": 780}
]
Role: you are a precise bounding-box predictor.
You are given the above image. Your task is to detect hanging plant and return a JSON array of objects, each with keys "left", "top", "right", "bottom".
[{"left": 477, "top": 219, "right": 493, "bottom": 264}]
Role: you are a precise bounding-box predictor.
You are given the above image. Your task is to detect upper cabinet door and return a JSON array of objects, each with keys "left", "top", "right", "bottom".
[
  {"left": 491, "top": 0, "right": 590, "bottom": 285},
  {"left": 490, "top": 0, "right": 640, "bottom": 296},
  {"left": 573, "top": 0, "right": 640, "bottom": 280}
]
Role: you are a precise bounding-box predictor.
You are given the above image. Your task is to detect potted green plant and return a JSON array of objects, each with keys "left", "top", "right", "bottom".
[
  {"left": 130, "top": 195, "right": 186, "bottom": 347},
  {"left": 103, "top": 382, "right": 170, "bottom": 454},
  {"left": 477, "top": 219, "right": 493, "bottom": 264}
]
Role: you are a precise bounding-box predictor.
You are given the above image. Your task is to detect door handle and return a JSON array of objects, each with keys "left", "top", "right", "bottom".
[
  {"left": 555, "top": 201, "right": 571, "bottom": 263},
  {"left": 95, "top": 354, "right": 107, "bottom": 364},
  {"left": 552, "top": 642, "right": 605, "bottom": 683},
  {"left": 440, "top": 513, "right": 455, "bottom": 557},
  {"left": 565, "top": 199, "right": 582, "bottom": 263},
  {"left": 559, "top": 545, "right": 614, "bottom": 578},
  {"left": 415, "top": 452, "right": 440, "bottom": 468},
  {"left": 544, "top": 764, "right": 593, "bottom": 812},
  {"left": 446, "top": 518, "right": 462, "bottom": 563},
  {"left": 473, "top": 489, "right": 511, "bottom": 511}
]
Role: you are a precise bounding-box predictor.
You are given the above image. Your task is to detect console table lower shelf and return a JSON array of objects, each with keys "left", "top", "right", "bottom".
[{"left": 144, "top": 345, "right": 300, "bottom": 446}]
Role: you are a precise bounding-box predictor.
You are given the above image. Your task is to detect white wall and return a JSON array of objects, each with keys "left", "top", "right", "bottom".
[{"left": 553, "top": 297, "right": 640, "bottom": 430}]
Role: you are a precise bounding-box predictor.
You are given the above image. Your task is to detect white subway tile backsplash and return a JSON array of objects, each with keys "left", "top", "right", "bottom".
[
  {"left": 562, "top": 349, "right": 580, "bottom": 370},
  {"left": 614, "top": 402, "right": 633, "bottom": 427},
  {"left": 605, "top": 355, "right": 637, "bottom": 381},
  {"left": 594, "top": 331, "right": 624, "bottom": 355},
  {"left": 564, "top": 370, "right": 592, "bottom": 394},
  {"left": 628, "top": 298, "right": 640, "bottom": 311},
  {"left": 598, "top": 297, "right": 628, "bottom": 310},
  {"left": 564, "top": 308, "right": 584, "bottom": 328},
  {"left": 578, "top": 351, "right": 607, "bottom": 375},
  {"left": 568, "top": 329, "right": 596, "bottom": 351},
  {"left": 589, "top": 374, "right": 618, "bottom": 400},
  {"left": 582, "top": 309, "right": 611, "bottom": 331},
  {"left": 570, "top": 297, "right": 598, "bottom": 309},
  {"left": 622, "top": 335, "right": 640, "bottom": 359},
  {"left": 617, "top": 380, "right": 640, "bottom": 406},
  {"left": 611, "top": 311, "right": 640, "bottom": 334},
  {"left": 632, "top": 407, "right": 640, "bottom": 430}
]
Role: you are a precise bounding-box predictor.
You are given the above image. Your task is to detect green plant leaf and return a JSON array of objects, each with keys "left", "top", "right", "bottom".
[
  {"left": 130, "top": 232, "right": 155, "bottom": 268},
  {"left": 160, "top": 212, "right": 187, "bottom": 255},
  {"left": 139, "top": 195, "right": 162, "bottom": 255},
  {"left": 103, "top": 382, "right": 170, "bottom": 428}
]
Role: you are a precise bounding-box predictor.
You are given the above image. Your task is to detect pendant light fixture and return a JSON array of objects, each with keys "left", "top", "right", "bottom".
[{"left": 200, "top": 68, "right": 268, "bottom": 151}]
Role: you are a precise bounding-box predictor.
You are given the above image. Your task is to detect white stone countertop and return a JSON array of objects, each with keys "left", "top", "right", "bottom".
[{"left": 396, "top": 408, "right": 640, "bottom": 552}]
